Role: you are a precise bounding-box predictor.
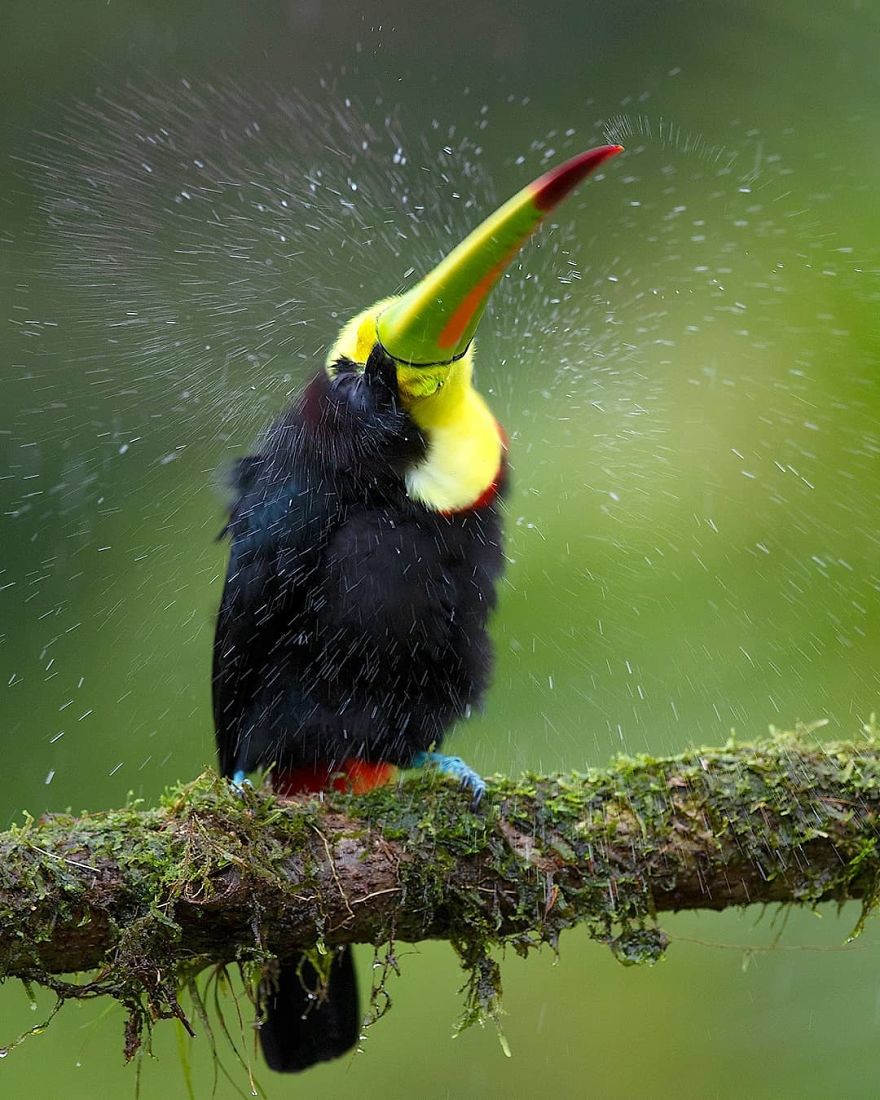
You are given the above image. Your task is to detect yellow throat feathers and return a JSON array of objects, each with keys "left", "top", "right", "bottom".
[{"left": 397, "top": 350, "right": 502, "bottom": 513}]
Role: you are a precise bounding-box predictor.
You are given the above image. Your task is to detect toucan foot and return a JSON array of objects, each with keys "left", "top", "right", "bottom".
[
  {"left": 412, "top": 751, "right": 486, "bottom": 810},
  {"left": 230, "top": 770, "right": 251, "bottom": 794}
]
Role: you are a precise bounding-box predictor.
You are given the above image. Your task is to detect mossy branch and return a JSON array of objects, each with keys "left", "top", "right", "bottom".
[{"left": 2, "top": 728, "right": 880, "bottom": 1054}]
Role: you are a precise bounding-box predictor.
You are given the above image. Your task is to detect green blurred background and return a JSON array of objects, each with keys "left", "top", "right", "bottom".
[{"left": 2, "top": 1, "right": 879, "bottom": 1097}]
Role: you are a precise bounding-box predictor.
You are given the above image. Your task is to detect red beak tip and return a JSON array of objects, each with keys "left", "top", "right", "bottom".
[{"left": 533, "top": 143, "right": 624, "bottom": 211}]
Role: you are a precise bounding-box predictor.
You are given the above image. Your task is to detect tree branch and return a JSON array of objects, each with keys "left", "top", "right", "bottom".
[{"left": 2, "top": 729, "right": 879, "bottom": 1050}]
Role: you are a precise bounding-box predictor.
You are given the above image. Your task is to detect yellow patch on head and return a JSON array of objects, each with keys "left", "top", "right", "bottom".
[{"left": 325, "top": 296, "right": 398, "bottom": 372}]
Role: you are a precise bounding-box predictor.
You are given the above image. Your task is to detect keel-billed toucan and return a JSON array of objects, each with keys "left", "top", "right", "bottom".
[{"left": 212, "top": 143, "right": 623, "bottom": 1073}]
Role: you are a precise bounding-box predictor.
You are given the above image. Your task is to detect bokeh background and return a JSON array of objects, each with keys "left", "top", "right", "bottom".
[{"left": 2, "top": 2, "right": 879, "bottom": 1097}]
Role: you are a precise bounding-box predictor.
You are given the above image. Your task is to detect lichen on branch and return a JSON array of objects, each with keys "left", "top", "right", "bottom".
[{"left": 1, "top": 725, "right": 880, "bottom": 1058}]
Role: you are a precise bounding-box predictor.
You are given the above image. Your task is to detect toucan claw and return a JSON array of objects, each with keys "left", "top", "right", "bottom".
[
  {"left": 230, "top": 769, "right": 252, "bottom": 795},
  {"left": 413, "top": 750, "right": 487, "bottom": 810}
]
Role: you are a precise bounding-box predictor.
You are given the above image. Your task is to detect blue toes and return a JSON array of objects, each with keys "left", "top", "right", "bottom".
[
  {"left": 231, "top": 769, "right": 251, "bottom": 792},
  {"left": 412, "top": 751, "right": 487, "bottom": 808}
]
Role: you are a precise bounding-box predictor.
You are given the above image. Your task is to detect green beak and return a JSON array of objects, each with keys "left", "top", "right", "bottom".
[{"left": 376, "top": 144, "right": 623, "bottom": 366}]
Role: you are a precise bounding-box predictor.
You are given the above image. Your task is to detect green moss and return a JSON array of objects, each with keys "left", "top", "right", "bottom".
[{"left": 609, "top": 927, "right": 670, "bottom": 967}]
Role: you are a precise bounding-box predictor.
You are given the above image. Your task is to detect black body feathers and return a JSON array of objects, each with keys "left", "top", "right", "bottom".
[{"left": 213, "top": 348, "right": 505, "bottom": 778}]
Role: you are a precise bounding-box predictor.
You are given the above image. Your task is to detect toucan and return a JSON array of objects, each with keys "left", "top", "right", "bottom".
[{"left": 212, "top": 143, "right": 623, "bottom": 1073}]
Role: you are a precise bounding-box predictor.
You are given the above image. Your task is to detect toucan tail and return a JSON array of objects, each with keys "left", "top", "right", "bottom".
[
  {"left": 258, "top": 760, "right": 392, "bottom": 1072},
  {"left": 259, "top": 947, "right": 360, "bottom": 1073}
]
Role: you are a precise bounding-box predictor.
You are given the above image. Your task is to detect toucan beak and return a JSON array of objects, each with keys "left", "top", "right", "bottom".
[{"left": 376, "top": 144, "right": 623, "bottom": 367}]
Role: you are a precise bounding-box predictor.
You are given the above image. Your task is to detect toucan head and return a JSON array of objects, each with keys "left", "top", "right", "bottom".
[{"left": 326, "top": 144, "right": 623, "bottom": 422}]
